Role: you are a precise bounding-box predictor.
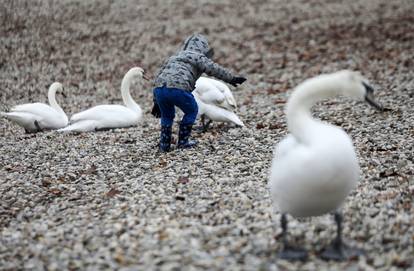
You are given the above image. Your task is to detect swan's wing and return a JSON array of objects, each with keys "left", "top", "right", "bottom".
[
  {"left": 201, "top": 91, "right": 226, "bottom": 108},
  {"left": 1, "top": 111, "right": 38, "bottom": 131},
  {"left": 195, "top": 77, "right": 236, "bottom": 110},
  {"left": 6, "top": 104, "right": 67, "bottom": 129},
  {"left": 11, "top": 103, "right": 58, "bottom": 117},
  {"left": 194, "top": 77, "right": 213, "bottom": 95},
  {"left": 69, "top": 105, "right": 140, "bottom": 128},
  {"left": 208, "top": 78, "right": 237, "bottom": 109},
  {"left": 195, "top": 78, "right": 225, "bottom": 103}
]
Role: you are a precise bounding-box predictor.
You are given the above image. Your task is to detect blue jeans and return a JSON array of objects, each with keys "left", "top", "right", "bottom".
[{"left": 153, "top": 86, "right": 198, "bottom": 127}]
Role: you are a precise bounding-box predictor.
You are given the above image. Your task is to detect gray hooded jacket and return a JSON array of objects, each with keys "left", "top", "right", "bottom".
[{"left": 153, "top": 34, "right": 235, "bottom": 91}]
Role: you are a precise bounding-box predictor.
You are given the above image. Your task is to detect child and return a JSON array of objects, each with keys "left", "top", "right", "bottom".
[{"left": 151, "top": 34, "right": 246, "bottom": 152}]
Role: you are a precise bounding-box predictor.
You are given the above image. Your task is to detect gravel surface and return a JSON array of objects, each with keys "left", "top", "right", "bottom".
[{"left": 1, "top": 0, "right": 413, "bottom": 270}]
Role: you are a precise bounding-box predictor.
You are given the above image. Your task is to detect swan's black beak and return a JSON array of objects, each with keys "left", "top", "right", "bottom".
[
  {"left": 142, "top": 73, "right": 150, "bottom": 81},
  {"left": 363, "top": 82, "right": 383, "bottom": 111},
  {"left": 61, "top": 88, "right": 67, "bottom": 98}
]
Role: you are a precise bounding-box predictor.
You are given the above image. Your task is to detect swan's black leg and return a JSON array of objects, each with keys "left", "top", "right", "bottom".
[
  {"left": 320, "top": 211, "right": 363, "bottom": 261},
  {"left": 195, "top": 115, "right": 210, "bottom": 133},
  {"left": 278, "top": 213, "right": 308, "bottom": 261},
  {"left": 34, "top": 120, "right": 41, "bottom": 132},
  {"left": 203, "top": 119, "right": 212, "bottom": 132},
  {"left": 201, "top": 115, "right": 205, "bottom": 128}
]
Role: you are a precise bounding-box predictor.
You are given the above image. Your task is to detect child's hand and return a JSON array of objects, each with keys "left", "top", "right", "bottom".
[
  {"left": 230, "top": 76, "right": 247, "bottom": 87},
  {"left": 151, "top": 103, "right": 161, "bottom": 118}
]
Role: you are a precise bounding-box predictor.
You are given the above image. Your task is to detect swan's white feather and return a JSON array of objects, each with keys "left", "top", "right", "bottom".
[
  {"left": 58, "top": 120, "right": 106, "bottom": 132},
  {"left": 194, "top": 77, "right": 237, "bottom": 110},
  {"left": 198, "top": 101, "right": 244, "bottom": 126},
  {"left": 192, "top": 77, "right": 243, "bottom": 127},
  {"left": 274, "top": 135, "right": 298, "bottom": 159},
  {"left": 207, "top": 78, "right": 237, "bottom": 108},
  {"left": 11, "top": 103, "right": 61, "bottom": 119},
  {"left": 1, "top": 112, "right": 40, "bottom": 131},
  {"left": 194, "top": 94, "right": 244, "bottom": 127},
  {"left": 69, "top": 105, "right": 140, "bottom": 129},
  {"left": 270, "top": 123, "right": 359, "bottom": 217}
]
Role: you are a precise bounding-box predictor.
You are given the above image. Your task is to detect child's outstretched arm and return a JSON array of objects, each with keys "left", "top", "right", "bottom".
[{"left": 195, "top": 55, "right": 246, "bottom": 87}]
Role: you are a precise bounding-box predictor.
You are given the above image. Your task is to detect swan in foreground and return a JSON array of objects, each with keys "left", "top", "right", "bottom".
[
  {"left": 59, "top": 67, "right": 146, "bottom": 133},
  {"left": 193, "top": 77, "right": 243, "bottom": 129},
  {"left": 1, "top": 82, "right": 68, "bottom": 133},
  {"left": 269, "top": 70, "right": 383, "bottom": 261}
]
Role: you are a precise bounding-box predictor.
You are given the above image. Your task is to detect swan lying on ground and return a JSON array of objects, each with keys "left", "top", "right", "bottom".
[
  {"left": 1, "top": 82, "right": 68, "bottom": 133},
  {"left": 269, "top": 70, "right": 383, "bottom": 261},
  {"left": 193, "top": 77, "right": 243, "bottom": 130},
  {"left": 59, "top": 67, "right": 146, "bottom": 133}
]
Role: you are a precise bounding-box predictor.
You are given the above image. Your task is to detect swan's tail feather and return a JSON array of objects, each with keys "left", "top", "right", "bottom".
[
  {"left": 1, "top": 112, "right": 20, "bottom": 121},
  {"left": 58, "top": 120, "right": 97, "bottom": 133}
]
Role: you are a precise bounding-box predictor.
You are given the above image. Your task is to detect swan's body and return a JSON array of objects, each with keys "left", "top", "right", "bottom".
[
  {"left": 269, "top": 70, "right": 380, "bottom": 218},
  {"left": 59, "top": 67, "right": 144, "bottom": 132},
  {"left": 1, "top": 82, "right": 68, "bottom": 133},
  {"left": 193, "top": 77, "right": 243, "bottom": 127},
  {"left": 194, "top": 77, "right": 237, "bottom": 111},
  {"left": 270, "top": 126, "right": 359, "bottom": 217}
]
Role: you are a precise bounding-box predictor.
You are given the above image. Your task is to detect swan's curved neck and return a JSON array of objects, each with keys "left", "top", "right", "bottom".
[
  {"left": 48, "top": 86, "right": 65, "bottom": 115},
  {"left": 121, "top": 74, "right": 142, "bottom": 113},
  {"left": 286, "top": 76, "right": 342, "bottom": 144}
]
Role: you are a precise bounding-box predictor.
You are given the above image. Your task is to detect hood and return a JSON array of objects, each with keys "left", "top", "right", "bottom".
[{"left": 181, "top": 34, "right": 212, "bottom": 57}]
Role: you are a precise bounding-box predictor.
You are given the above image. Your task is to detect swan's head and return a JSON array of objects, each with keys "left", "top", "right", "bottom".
[
  {"left": 126, "top": 67, "right": 149, "bottom": 81},
  {"left": 49, "top": 82, "right": 66, "bottom": 97},
  {"left": 338, "top": 70, "right": 383, "bottom": 110}
]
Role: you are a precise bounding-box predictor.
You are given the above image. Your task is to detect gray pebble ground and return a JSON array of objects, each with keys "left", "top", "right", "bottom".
[{"left": 0, "top": 0, "right": 413, "bottom": 270}]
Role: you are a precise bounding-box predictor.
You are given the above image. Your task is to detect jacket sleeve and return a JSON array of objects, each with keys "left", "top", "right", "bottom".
[{"left": 194, "top": 55, "right": 235, "bottom": 83}]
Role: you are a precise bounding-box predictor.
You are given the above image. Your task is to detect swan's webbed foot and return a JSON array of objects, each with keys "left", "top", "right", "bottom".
[
  {"left": 320, "top": 212, "right": 363, "bottom": 261},
  {"left": 320, "top": 242, "right": 363, "bottom": 261},
  {"left": 278, "top": 213, "right": 308, "bottom": 261},
  {"left": 279, "top": 246, "right": 308, "bottom": 261},
  {"left": 195, "top": 115, "right": 211, "bottom": 133}
]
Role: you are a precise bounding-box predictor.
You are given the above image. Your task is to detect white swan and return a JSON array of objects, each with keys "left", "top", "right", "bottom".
[
  {"left": 1, "top": 82, "right": 68, "bottom": 133},
  {"left": 193, "top": 77, "right": 243, "bottom": 129},
  {"left": 59, "top": 67, "right": 145, "bottom": 133},
  {"left": 269, "top": 70, "right": 383, "bottom": 261}
]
